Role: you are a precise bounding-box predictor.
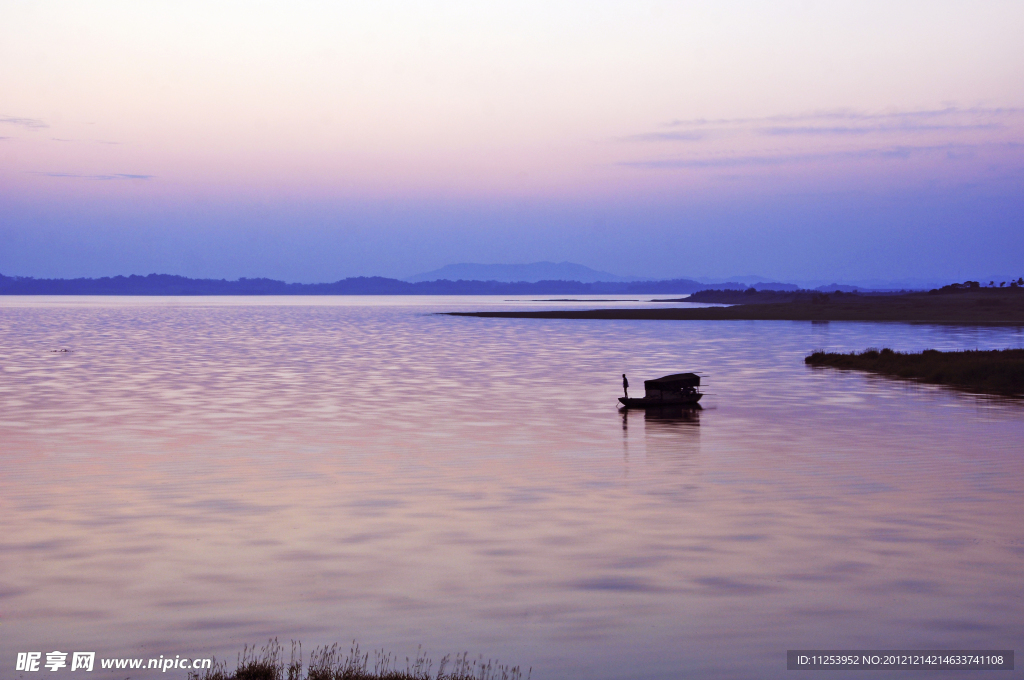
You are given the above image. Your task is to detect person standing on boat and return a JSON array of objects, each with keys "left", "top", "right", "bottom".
[{"left": 622, "top": 374, "right": 629, "bottom": 399}]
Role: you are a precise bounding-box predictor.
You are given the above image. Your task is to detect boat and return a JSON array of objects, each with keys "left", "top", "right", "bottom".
[{"left": 619, "top": 372, "right": 702, "bottom": 408}]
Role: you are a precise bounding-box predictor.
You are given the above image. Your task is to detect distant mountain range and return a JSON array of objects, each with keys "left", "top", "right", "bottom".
[
  {"left": 404, "top": 263, "right": 948, "bottom": 291},
  {"left": 405, "top": 261, "right": 641, "bottom": 283},
  {"left": 0, "top": 269, "right": 943, "bottom": 296},
  {"left": 0, "top": 272, "right": 715, "bottom": 295}
]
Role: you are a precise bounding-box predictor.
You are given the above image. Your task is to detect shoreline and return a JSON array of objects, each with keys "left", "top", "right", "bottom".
[
  {"left": 805, "top": 348, "right": 1024, "bottom": 396},
  {"left": 443, "top": 289, "right": 1024, "bottom": 324}
]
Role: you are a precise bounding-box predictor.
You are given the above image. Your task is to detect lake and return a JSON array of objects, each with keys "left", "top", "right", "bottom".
[{"left": 1, "top": 296, "right": 1022, "bottom": 679}]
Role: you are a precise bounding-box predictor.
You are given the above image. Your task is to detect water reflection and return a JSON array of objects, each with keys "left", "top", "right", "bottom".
[
  {"left": 0, "top": 298, "right": 1022, "bottom": 680},
  {"left": 641, "top": 403, "right": 702, "bottom": 423},
  {"left": 620, "top": 405, "right": 701, "bottom": 470},
  {"left": 619, "top": 404, "right": 701, "bottom": 427}
]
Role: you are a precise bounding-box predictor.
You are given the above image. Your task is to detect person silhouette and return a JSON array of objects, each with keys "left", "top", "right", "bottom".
[{"left": 622, "top": 374, "right": 629, "bottom": 399}]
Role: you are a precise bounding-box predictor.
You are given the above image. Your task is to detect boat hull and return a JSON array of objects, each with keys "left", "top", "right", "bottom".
[{"left": 618, "top": 394, "right": 702, "bottom": 408}]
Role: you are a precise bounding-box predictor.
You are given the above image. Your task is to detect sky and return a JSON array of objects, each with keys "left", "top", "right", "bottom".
[{"left": 1, "top": 0, "right": 1022, "bottom": 285}]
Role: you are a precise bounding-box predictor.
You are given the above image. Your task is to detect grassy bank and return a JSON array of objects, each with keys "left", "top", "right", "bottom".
[
  {"left": 444, "top": 288, "right": 1024, "bottom": 324},
  {"left": 805, "top": 348, "right": 1024, "bottom": 396},
  {"left": 189, "top": 640, "right": 527, "bottom": 680}
]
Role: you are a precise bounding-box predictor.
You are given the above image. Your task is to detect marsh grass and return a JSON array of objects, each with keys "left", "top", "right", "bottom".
[
  {"left": 188, "top": 639, "right": 529, "bottom": 680},
  {"left": 805, "top": 347, "right": 1024, "bottom": 395}
]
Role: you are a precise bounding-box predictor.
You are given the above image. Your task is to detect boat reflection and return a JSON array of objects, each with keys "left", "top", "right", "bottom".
[
  {"left": 620, "top": 403, "right": 701, "bottom": 430},
  {"left": 643, "top": 403, "right": 702, "bottom": 423},
  {"left": 621, "top": 403, "right": 701, "bottom": 465}
]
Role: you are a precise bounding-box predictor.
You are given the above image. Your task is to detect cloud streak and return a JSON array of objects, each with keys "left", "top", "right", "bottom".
[
  {"left": 663, "top": 106, "right": 1022, "bottom": 129},
  {"left": 617, "top": 106, "right": 1024, "bottom": 177},
  {"left": 619, "top": 142, "right": 1022, "bottom": 170},
  {"left": 757, "top": 122, "right": 1004, "bottom": 137},
  {"left": 619, "top": 131, "right": 706, "bottom": 143},
  {"left": 0, "top": 115, "right": 48, "bottom": 129},
  {"left": 31, "top": 172, "right": 154, "bottom": 180},
  {"left": 621, "top": 106, "right": 1024, "bottom": 144},
  {"left": 47, "top": 137, "right": 122, "bottom": 145}
]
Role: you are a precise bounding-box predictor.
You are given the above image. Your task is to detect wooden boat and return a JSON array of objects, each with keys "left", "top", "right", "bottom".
[{"left": 619, "top": 372, "right": 702, "bottom": 408}]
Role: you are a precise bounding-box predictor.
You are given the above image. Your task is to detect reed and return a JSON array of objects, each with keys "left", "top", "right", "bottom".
[
  {"left": 188, "top": 639, "right": 529, "bottom": 680},
  {"left": 805, "top": 347, "right": 1024, "bottom": 395}
]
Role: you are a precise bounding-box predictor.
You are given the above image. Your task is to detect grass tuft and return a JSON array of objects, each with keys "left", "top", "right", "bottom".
[
  {"left": 189, "top": 640, "right": 529, "bottom": 680},
  {"left": 805, "top": 347, "right": 1024, "bottom": 395}
]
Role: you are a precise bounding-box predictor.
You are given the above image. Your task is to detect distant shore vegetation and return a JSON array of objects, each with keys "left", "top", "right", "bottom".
[
  {"left": 449, "top": 284, "right": 1024, "bottom": 324},
  {"left": 12, "top": 273, "right": 1022, "bottom": 297},
  {"left": 189, "top": 640, "right": 528, "bottom": 680},
  {"left": 0, "top": 272, "right": 713, "bottom": 295},
  {"left": 805, "top": 348, "right": 1024, "bottom": 396}
]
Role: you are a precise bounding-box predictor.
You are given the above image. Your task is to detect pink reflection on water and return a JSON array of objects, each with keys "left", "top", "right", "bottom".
[{"left": 1, "top": 298, "right": 1022, "bottom": 679}]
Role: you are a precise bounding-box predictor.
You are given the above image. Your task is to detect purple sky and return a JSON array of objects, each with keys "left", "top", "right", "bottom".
[{"left": 2, "top": 1, "right": 1022, "bottom": 284}]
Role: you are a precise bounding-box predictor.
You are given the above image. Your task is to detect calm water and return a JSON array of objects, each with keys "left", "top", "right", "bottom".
[{"left": 2, "top": 297, "right": 1022, "bottom": 679}]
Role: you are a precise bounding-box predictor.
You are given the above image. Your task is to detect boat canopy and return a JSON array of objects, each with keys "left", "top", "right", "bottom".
[{"left": 643, "top": 372, "right": 700, "bottom": 389}]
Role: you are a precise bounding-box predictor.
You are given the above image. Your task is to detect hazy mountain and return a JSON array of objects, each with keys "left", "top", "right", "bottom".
[
  {"left": 405, "top": 262, "right": 641, "bottom": 283},
  {"left": 724, "top": 275, "right": 937, "bottom": 291},
  {"left": 4, "top": 271, "right": 973, "bottom": 296},
  {"left": 0, "top": 272, "right": 708, "bottom": 295},
  {"left": 718, "top": 274, "right": 780, "bottom": 285},
  {"left": 801, "top": 277, "right": 945, "bottom": 291}
]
